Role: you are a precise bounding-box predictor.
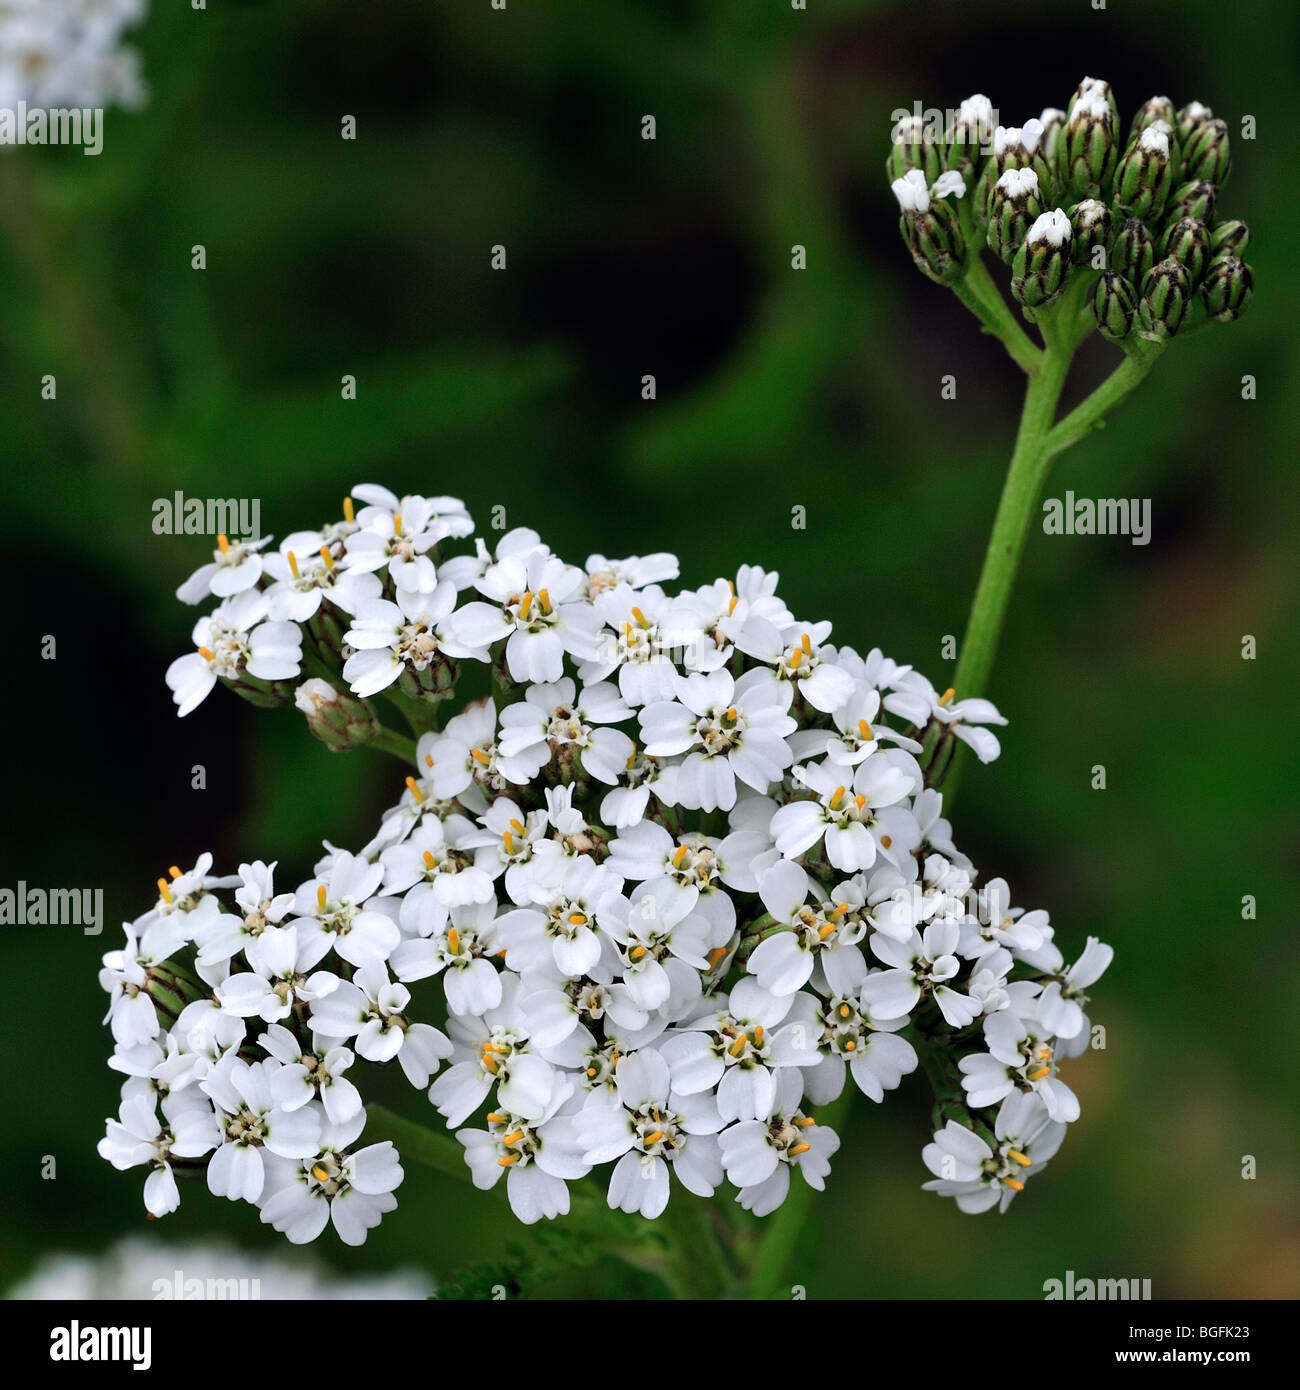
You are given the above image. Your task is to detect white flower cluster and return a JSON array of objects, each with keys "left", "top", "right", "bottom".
[
  {"left": 0, "top": 0, "right": 147, "bottom": 111},
  {"left": 108, "top": 487, "right": 1111, "bottom": 1241}
]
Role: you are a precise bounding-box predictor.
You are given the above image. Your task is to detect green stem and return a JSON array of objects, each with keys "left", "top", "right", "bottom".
[
  {"left": 748, "top": 1085, "right": 852, "bottom": 1299},
  {"left": 371, "top": 725, "right": 417, "bottom": 764},
  {"left": 952, "top": 254, "right": 1044, "bottom": 373}
]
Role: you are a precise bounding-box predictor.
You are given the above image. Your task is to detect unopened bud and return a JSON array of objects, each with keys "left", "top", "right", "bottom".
[
  {"left": 1111, "top": 217, "right": 1156, "bottom": 283},
  {"left": 1011, "top": 209, "right": 1072, "bottom": 309},
  {"left": 1130, "top": 96, "right": 1176, "bottom": 138},
  {"left": 1114, "top": 121, "right": 1176, "bottom": 222},
  {"left": 944, "top": 93, "right": 996, "bottom": 176},
  {"left": 1160, "top": 217, "right": 1211, "bottom": 287},
  {"left": 987, "top": 166, "right": 1043, "bottom": 264},
  {"left": 1174, "top": 100, "right": 1214, "bottom": 149},
  {"left": 1069, "top": 199, "right": 1112, "bottom": 265},
  {"left": 1138, "top": 257, "right": 1192, "bottom": 340},
  {"left": 295, "top": 678, "right": 381, "bottom": 751},
  {"left": 1181, "top": 117, "right": 1231, "bottom": 186},
  {"left": 1093, "top": 271, "right": 1138, "bottom": 343},
  {"left": 993, "top": 119, "right": 1054, "bottom": 203},
  {"left": 1199, "top": 255, "right": 1254, "bottom": 322},
  {"left": 1062, "top": 79, "right": 1118, "bottom": 200},
  {"left": 1164, "top": 179, "right": 1217, "bottom": 227},
  {"left": 892, "top": 169, "right": 969, "bottom": 284},
  {"left": 887, "top": 114, "right": 943, "bottom": 185},
  {"left": 1037, "top": 107, "right": 1066, "bottom": 172},
  {"left": 1209, "top": 219, "right": 1249, "bottom": 259}
]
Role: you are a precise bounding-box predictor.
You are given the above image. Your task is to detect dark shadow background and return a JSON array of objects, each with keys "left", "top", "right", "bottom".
[{"left": 2, "top": 0, "right": 1297, "bottom": 1297}]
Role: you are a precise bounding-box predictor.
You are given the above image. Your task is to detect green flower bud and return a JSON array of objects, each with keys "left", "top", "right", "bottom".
[
  {"left": 1199, "top": 255, "right": 1254, "bottom": 322},
  {"left": 1164, "top": 179, "right": 1216, "bottom": 227},
  {"left": 1138, "top": 257, "right": 1192, "bottom": 340},
  {"left": 1209, "top": 218, "right": 1249, "bottom": 259},
  {"left": 1113, "top": 121, "right": 1176, "bottom": 222},
  {"left": 892, "top": 168, "right": 969, "bottom": 284},
  {"left": 993, "top": 121, "right": 1055, "bottom": 204},
  {"left": 1037, "top": 106, "right": 1067, "bottom": 174},
  {"left": 987, "top": 166, "right": 1043, "bottom": 264},
  {"left": 1062, "top": 78, "right": 1119, "bottom": 200},
  {"left": 1011, "top": 209, "right": 1073, "bottom": 309},
  {"left": 398, "top": 652, "right": 459, "bottom": 701},
  {"left": 1160, "top": 216, "right": 1210, "bottom": 287},
  {"left": 1130, "top": 96, "right": 1176, "bottom": 138},
  {"left": 295, "top": 678, "right": 381, "bottom": 752},
  {"left": 944, "top": 93, "right": 996, "bottom": 177},
  {"left": 1069, "top": 198, "right": 1112, "bottom": 266},
  {"left": 971, "top": 160, "right": 993, "bottom": 237},
  {"left": 1181, "top": 117, "right": 1231, "bottom": 186},
  {"left": 1093, "top": 271, "right": 1138, "bottom": 342},
  {"left": 887, "top": 113, "right": 943, "bottom": 185},
  {"left": 1110, "top": 217, "right": 1156, "bottom": 282},
  {"left": 1174, "top": 100, "right": 1214, "bottom": 149}
]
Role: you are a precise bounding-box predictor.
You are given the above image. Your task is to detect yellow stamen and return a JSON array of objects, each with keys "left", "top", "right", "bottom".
[
  {"left": 471, "top": 748, "right": 492, "bottom": 766},
  {"left": 858, "top": 719, "right": 873, "bottom": 740},
  {"left": 831, "top": 903, "right": 849, "bottom": 920},
  {"left": 197, "top": 646, "right": 215, "bottom": 661},
  {"left": 316, "top": 884, "right": 327, "bottom": 910},
  {"left": 855, "top": 794, "right": 866, "bottom": 811},
  {"left": 502, "top": 1130, "right": 524, "bottom": 1146},
  {"left": 818, "top": 923, "right": 836, "bottom": 941},
  {"left": 629, "top": 945, "right": 646, "bottom": 961},
  {"left": 157, "top": 878, "right": 173, "bottom": 904},
  {"left": 725, "top": 706, "right": 737, "bottom": 723},
  {"left": 537, "top": 588, "right": 552, "bottom": 614},
  {"left": 844, "top": 1038, "right": 856, "bottom": 1051},
  {"left": 287, "top": 551, "right": 299, "bottom": 579},
  {"left": 753, "top": 1025, "right": 764, "bottom": 1045},
  {"left": 642, "top": 1130, "right": 664, "bottom": 1145},
  {"left": 586, "top": 1067, "right": 597, "bottom": 1077},
  {"left": 568, "top": 912, "right": 588, "bottom": 927},
  {"left": 503, "top": 831, "right": 515, "bottom": 855},
  {"left": 839, "top": 1004, "right": 851, "bottom": 1019},
  {"left": 486, "top": 1113, "right": 506, "bottom": 1124},
  {"left": 342, "top": 496, "right": 354, "bottom": 523},
  {"left": 631, "top": 606, "right": 648, "bottom": 627},
  {"left": 446, "top": 923, "right": 459, "bottom": 953},
  {"left": 168, "top": 866, "right": 183, "bottom": 880},
  {"left": 311, "top": 1163, "right": 330, "bottom": 1183},
  {"left": 726, "top": 579, "right": 735, "bottom": 595},
  {"left": 829, "top": 785, "right": 846, "bottom": 809},
  {"left": 672, "top": 845, "right": 689, "bottom": 869},
  {"left": 497, "top": 1153, "right": 519, "bottom": 1167},
  {"left": 405, "top": 775, "right": 425, "bottom": 803},
  {"left": 422, "top": 850, "right": 436, "bottom": 871},
  {"left": 483, "top": 1042, "right": 510, "bottom": 1053},
  {"left": 510, "top": 818, "right": 525, "bottom": 834},
  {"left": 481, "top": 1054, "right": 500, "bottom": 1074},
  {"left": 938, "top": 687, "right": 956, "bottom": 707},
  {"left": 729, "top": 1035, "right": 747, "bottom": 1057},
  {"left": 1027, "top": 1065, "right": 1051, "bottom": 1081},
  {"left": 727, "top": 595, "right": 738, "bottom": 616},
  {"left": 319, "top": 545, "right": 335, "bottom": 571},
  {"left": 801, "top": 633, "right": 812, "bottom": 655},
  {"left": 880, "top": 835, "right": 892, "bottom": 849},
  {"left": 425, "top": 753, "right": 435, "bottom": 768},
  {"left": 1007, "top": 1149, "right": 1032, "bottom": 1168},
  {"left": 707, "top": 947, "right": 727, "bottom": 968},
  {"left": 788, "top": 647, "right": 803, "bottom": 669},
  {"left": 795, "top": 1116, "right": 816, "bottom": 1127},
  {"left": 518, "top": 591, "right": 533, "bottom": 620},
  {"left": 788, "top": 1142, "right": 811, "bottom": 1157},
  {"left": 393, "top": 512, "right": 402, "bottom": 535},
  {"left": 216, "top": 534, "right": 229, "bottom": 554},
  {"left": 1003, "top": 1177, "right": 1025, "bottom": 1191}
]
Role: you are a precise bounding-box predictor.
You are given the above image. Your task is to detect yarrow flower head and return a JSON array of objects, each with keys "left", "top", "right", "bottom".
[
  {"left": 99, "top": 486, "right": 1114, "bottom": 1240},
  {"left": 0, "top": 0, "right": 149, "bottom": 113}
]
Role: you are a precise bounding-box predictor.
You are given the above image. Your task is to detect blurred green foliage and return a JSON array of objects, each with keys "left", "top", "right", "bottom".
[{"left": 3, "top": 0, "right": 1297, "bottom": 1299}]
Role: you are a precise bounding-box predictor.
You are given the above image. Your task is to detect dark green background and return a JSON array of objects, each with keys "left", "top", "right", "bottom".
[{"left": 3, "top": 0, "right": 1297, "bottom": 1298}]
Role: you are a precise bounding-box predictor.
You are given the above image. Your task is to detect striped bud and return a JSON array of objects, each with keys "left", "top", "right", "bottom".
[
  {"left": 1209, "top": 219, "right": 1249, "bottom": 259},
  {"left": 1199, "top": 255, "right": 1254, "bottom": 322},
  {"left": 1110, "top": 217, "right": 1156, "bottom": 283},
  {"left": 1062, "top": 78, "right": 1118, "bottom": 200},
  {"left": 1138, "top": 257, "right": 1192, "bottom": 340},
  {"left": 1069, "top": 199, "right": 1112, "bottom": 266},
  {"left": 1011, "top": 209, "right": 1072, "bottom": 309},
  {"left": 1174, "top": 101, "right": 1214, "bottom": 149},
  {"left": 887, "top": 113, "right": 943, "bottom": 185},
  {"left": 1114, "top": 121, "right": 1176, "bottom": 222},
  {"left": 1130, "top": 96, "right": 1176, "bottom": 138},
  {"left": 1181, "top": 117, "right": 1231, "bottom": 186},
  {"left": 987, "top": 166, "right": 1043, "bottom": 264},
  {"left": 993, "top": 120, "right": 1055, "bottom": 203},
  {"left": 1164, "top": 179, "right": 1216, "bottom": 227},
  {"left": 892, "top": 169, "right": 969, "bottom": 285},
  {"left": 1160, "top": 217, "right": 1210, "bottom": 288},
  {"left": 944, "top": 93, "right": 997, "bottom": 177},
  {"left": 1093, "top": 271, "right": 1138, "bottom": 343}
]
